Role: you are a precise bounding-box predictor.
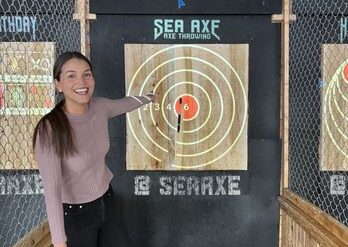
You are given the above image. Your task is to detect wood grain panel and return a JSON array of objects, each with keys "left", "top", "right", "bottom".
[
  {"left": 13, "top": 220, "right": 52, "bottom": 247},
  {"left": 125, "top": 44, "right": 248, "bottom": 170},
  {"left": 279, "top": 189, "right": 348, "bottom": 247}
]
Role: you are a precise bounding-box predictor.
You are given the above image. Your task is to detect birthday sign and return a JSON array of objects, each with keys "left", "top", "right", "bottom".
[
  {"left": 0, "top": 42, "right": 55, "bottom": 116},
  {"left": 0, "top": 42, "right": 55, "bottom": 170}
]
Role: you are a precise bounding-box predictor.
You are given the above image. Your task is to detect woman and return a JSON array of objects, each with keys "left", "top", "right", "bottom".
[{"left": 33, "top": 52, "right": 155, "bottom": 247}]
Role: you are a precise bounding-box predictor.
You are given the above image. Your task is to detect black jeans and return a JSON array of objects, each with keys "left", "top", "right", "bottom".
[{"left": 63, "top": 185, "right": 130, "bottom": 247}]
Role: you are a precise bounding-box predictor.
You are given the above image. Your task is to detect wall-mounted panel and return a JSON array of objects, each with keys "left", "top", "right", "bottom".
[
  {"left": 125, "top": 44, "right": 248, "bottom": 170},
  {"left": 0, "top": 42, "right": 55, "bottom": 170},
  {"left": 320, "top": 44, "right": 348, "bottom": 171}
]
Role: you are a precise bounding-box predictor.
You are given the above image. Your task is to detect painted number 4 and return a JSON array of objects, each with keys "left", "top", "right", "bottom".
[{"left": 166, "top": 103, "right": 189, "bottom": 111}]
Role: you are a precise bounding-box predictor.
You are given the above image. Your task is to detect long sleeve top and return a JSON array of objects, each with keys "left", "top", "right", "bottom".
[{"left": 35, "top": 96, "right": 151, "bottom": 244}]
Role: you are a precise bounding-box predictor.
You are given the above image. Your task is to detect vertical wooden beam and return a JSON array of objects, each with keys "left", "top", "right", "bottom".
[
  {"left": 272, "top": 0, "right": 296, "bottom": 193},
  {"left": 73, "top": 0, "right": 96, "bottom": 59},
  {"left": 272, "top": 1, "right": 296, "bottom": 247}
]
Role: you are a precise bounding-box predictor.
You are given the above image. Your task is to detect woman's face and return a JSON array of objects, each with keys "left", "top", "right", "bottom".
[{"left": 55, "top": 58, "right": 95, "bottom": 114}]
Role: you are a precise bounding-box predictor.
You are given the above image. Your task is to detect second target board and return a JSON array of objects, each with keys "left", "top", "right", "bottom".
[
  {"left": 320, "top": 44, "right": 348, "bottom": 171},
  {"left": 125, "top": 44, "right": 248, "bottom": 170}
]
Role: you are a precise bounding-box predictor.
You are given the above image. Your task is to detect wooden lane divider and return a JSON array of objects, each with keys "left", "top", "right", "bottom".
[{"left": 279, "top": 189, "right": 348, "bottom": 247}]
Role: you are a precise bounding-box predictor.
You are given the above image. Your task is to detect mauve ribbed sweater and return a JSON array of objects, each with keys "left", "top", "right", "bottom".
[{"left": 35, "top": 96, "right": 150, "bottom": 244}]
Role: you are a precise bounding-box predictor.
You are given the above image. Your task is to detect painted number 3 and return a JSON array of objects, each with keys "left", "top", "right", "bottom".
[{"left": 143, "top": 103, "right": 160, "bottom": 111}]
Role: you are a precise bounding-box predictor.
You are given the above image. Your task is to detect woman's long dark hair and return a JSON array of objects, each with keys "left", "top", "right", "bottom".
[{"left": 33, "top": 51, "right": 93, "bottom": 157}]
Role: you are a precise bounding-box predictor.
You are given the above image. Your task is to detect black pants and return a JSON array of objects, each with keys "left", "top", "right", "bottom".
[{"left": 63, "top": 185, "right": 130, "bottom": 247}]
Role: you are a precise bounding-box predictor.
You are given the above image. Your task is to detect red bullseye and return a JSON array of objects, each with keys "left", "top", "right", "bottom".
[
  {"left": 175, "top": 95, "right": 199, "bottom": 121},
  {"left": 343, "top": 64, "right": 348, "bottom": 82}
]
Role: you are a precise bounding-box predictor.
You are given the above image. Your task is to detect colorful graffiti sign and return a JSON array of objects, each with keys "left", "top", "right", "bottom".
[{"left": 0, "top": 42, "right": 55, "bottom": 115}]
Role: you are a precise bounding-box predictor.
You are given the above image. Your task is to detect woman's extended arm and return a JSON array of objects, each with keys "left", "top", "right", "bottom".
[{"left": 97, "top": 94, "right": 156, "bottom": 118}]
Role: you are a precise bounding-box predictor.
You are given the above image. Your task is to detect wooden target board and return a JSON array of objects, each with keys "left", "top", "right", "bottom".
[
  {"left": 0, "top": 42, "right": 55, "bottom": 169},
  {"left": 125, "top": 44, "right": 248, "bottom": 170},
  {"left": 320, "top": 44, "right": 348, "bottom": 171}
]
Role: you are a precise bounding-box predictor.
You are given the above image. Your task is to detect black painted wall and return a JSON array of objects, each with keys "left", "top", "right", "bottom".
[{"left": 89, "top": 1, "right": 281, "bottom": 246}]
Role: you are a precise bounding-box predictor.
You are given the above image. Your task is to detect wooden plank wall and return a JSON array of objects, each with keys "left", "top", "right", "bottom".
[
  {"left": 12, "top": 220, "right": 52, "bottom": 247},
  {"left": 282, "top": 212, "right": 320, "bottom": 247},
  {"left": 279, "top": 190, "right": 348, "bottom": 247}
]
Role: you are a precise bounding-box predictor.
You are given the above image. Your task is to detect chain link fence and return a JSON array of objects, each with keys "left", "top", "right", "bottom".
[
  {"left": 0, "top": 0, "right": 80, "bottom": 246},
  {"left": 289, "top": 0, "right": 348, "bottom": 226}
]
